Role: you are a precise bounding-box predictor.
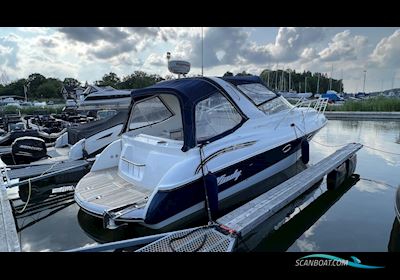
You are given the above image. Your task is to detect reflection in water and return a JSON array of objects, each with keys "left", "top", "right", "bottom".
[{"left": 252, "top": 174, "right": 360, "bottom": 252}]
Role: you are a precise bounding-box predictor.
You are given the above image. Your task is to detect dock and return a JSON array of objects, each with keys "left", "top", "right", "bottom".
[
  {"left": 324, "top": 111, "right": 400, "bottom": 120},
  {"left": 67, "top": 143, "right": 362, "bottom": 252},
  {"left": 217, "top": 142, "right": 362, "bottom": 237},
  {"left": 0, "top": 186, "right": 21, "bottom": 252}
]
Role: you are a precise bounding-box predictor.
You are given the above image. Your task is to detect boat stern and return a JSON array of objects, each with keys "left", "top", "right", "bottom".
[{"left": 74, "top": 167, "right": 152, "bottom": 224}]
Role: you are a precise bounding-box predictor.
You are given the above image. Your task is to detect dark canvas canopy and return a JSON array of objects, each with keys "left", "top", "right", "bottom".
[
  {"left": 127, "top": 77, "right": 244, "bottom": 151},
  {"left": 68, "top": 109, "right": 129, "bottom": 145}
]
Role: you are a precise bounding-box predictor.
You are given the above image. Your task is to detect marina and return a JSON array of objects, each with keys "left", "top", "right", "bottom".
[{"left": 0, "top": 27, "right": 399, "bottom": 255}]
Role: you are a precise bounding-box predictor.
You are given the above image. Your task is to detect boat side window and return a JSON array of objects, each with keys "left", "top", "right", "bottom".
[
  {"left": 195, "top": 92, "right": 242, "bottom": 142},
  {"left": 129, "top": 96, "right": 174, "bottom": 130}
]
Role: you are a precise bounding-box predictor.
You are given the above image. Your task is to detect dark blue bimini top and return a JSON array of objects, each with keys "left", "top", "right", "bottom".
[{"left": 128, "top": 77, "right": 237, "bottom": 151}]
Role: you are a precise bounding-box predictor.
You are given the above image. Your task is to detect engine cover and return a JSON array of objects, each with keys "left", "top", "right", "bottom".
[{"left": 11, "top": 136, "right": 47, "bottom": 164}]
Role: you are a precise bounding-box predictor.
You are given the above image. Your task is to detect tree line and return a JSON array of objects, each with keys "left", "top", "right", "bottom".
[
  {"left": 259, "top": 69, "right": 343, "bottom": 94},
  {"left": 224, "top": 69, "right": 344, "bottom": 94},
  {"left": 0, "top": 68, "right": 345, "bottom": 99},
  {"left": 0, "top": 71, "right": 165, "bottom": 99}
]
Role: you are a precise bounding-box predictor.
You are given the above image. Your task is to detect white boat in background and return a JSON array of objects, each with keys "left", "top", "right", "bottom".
[
  {"left": 78, "top": 85, "right": 132, "bottom": 110},
  {"left": 75, "top": 76, "right": 328, "bottom": 230}
]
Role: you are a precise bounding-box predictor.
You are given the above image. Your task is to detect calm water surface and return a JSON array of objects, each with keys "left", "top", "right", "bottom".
[{"left": 16, "top": 120, "right": 400, "bottom": 252}]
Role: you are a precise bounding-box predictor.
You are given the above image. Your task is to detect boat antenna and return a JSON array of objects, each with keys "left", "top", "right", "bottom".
[{"left": 201, "top": 27, "right": 204, "bottom": 76}]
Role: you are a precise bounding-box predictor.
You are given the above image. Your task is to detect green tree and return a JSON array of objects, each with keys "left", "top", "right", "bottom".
[
  {"left": 27, "top": 73, "right": 46, "bottom": 97},
  {"left": 0, "top": 78, "right": 27, "bottom": 97},
  {"left": 95, "top": 72, "right": 121, "bottom": 88},
  {"left": 223, "top": 71, "right": 234, "bottom": 77},
  {"left": 236, "top": 71, "right": 252, "bottom": 76},
  {"left": 119, "top": 71, "right": 164, "bottom": 89},
  {"left": 36, "top": 78, "right": 63, "bottom": 99},
  {"left": 63, "top": 78, "right": 81, "bottom": 88}
]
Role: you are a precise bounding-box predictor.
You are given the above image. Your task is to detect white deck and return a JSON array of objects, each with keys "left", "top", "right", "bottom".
[{"left": 75, "top": 168, "right": 151, "bottom": 210}]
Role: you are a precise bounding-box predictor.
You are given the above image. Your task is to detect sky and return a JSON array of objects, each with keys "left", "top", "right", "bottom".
[{"left": 0, "top": 27, "right": 399, "bottom": 93}]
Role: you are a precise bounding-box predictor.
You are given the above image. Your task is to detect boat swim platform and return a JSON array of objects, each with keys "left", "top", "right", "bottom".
[
  {"left": 0, "top": 186, "right": 20, "bottom": 252},
  {"left": 68, "top": 143, "right": 362, "bottom": 252}
]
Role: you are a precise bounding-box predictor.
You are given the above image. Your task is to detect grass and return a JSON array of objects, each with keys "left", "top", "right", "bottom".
[
  {"left": 0, "top": 105, "right": 64, "bottom": 115},
  {"left": 327, "top": 97, "right": 400, "bottom": 112}
]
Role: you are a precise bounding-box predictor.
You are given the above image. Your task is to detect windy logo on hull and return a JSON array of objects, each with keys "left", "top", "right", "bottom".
[{"left": 217, "top": 169, "right": 242, "bottom": 186}]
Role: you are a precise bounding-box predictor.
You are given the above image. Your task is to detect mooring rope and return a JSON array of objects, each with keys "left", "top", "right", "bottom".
[{"left": 16, "top": 178, "right": 31, "bottom": 214}]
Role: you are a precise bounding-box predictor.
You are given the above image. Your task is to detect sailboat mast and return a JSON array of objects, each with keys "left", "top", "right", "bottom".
[
  {"left": 201, "top": 27, "right": 204, "bottom": 76},
  {"left": 305, "top": 76, "right": 307, "bottom": 93},
  {"left": 316, "top": 73, "right": 320, "bottom": 94},
  {"left": 329, "top": 64, "right": 333, "bottom": 91},
  {"left": 363, "top": 70, "right": 367, "bottom": 93},
  {"left": 340, "top": 69, "right": 343, "bottom": 93}
]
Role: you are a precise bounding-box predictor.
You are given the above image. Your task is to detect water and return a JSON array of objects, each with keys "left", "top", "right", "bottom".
[{"left": 15, "top": 120, "right": 400, "bottom": 252}]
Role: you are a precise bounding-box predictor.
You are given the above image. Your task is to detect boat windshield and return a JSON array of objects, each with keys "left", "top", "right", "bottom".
[
  {"left": 237, "top": 83, "right": 291, "bottom": 115},
  {"left": 97, "top": 110, "right": 117, "bottom": 120},
  {"left": 236, "top": 83, "right": 276, "bottom": 105},
  {"left": 83, "top": 86, "right": 98, "bottom": 95}
]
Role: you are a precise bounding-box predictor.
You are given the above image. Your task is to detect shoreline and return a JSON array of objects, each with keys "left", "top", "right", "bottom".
[{"left": 324, "top": 111, "right": 400, "bottom": 120}]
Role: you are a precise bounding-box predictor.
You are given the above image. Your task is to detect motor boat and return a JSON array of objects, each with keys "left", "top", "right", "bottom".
[
  {"left": 0, "top": 109, "right": 128, "bottom": 165},
  {"left": 75, "top": 76, "right": 328, "bottom": 230},
  {"left": 78, "top": 85, "right": 132, "bottom": 110}
]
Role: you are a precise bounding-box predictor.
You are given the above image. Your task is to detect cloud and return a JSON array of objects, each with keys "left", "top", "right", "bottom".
[
  {"left": 182, "top": 27, "right": 249, "bottom": 68},
  {"left": 0, "top": 36, "right": 19, "bottom": 68},
  {"left": 267, "top": 27, "right": 326, "bottom": 61},
  {"left": 235, "top": 27, "right": 326, "bottom": 65},
  {"left": 38, "top": 38, "right": 58, "bottom": 48},
  {"left": 318, "top": 30, "right": 368, "bottom": 61},
  {"left": 146, "top": 53, "right": 166, "bottom": 67},
  {"left": 59, "top": 27, "right": 130, "bottom": 44},
  {"left": 89, "top": 40, "right": 137, "bottom": 60},
  {"left": 58, "top": 27, "right": 167, "bottom": 60},
  {"left": 125, "top": 27, "right": 160, "bottom": 37},
  {"left": 369, "top": 29, "right": 400, "bottom": 67},
  {"left": 58, "top": 27, "right": 106, "bottom": 44},
  {"left": 18, "top": 27, "right": 50, "bottom": 34}
]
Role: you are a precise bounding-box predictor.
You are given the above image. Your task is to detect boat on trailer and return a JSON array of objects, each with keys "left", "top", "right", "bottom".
[{"left": 75, "top": 76, "right": 328, "bottom": 230}]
